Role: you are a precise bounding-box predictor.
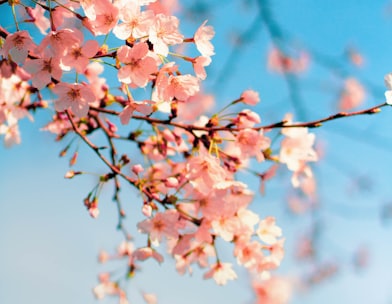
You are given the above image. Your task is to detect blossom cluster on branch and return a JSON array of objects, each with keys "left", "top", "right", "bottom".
[{"left": 0, "top": 0, "right": 390, "bottom": 303}]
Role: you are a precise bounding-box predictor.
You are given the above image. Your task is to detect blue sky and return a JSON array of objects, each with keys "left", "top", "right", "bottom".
[{"left": 2, "top": 1, "right": 392, "bottom": 303}]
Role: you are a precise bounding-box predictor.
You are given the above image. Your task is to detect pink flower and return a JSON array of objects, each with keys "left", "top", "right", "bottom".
[
  {"left": 280, "top": 122, "right": 318, "bottom": 172},
  {"left": 193, "top": 56, "right": 211, "bottom": 80},
  {"left": 118, "top": 241, "right": 134, "bottom": 256},
  {"left": 177, "top": 93, "right": 214, "bottom": 121},
  {"left": 143, "top": 293, "right": 158, "bottom": 304},
  {"left": 132, "top": 247, "right": 164, "bottom": 263},
  {"left": 268, "top": 48, "right": 309, "bottom": 74},
  {"left": 252, "top": 277, "right": 292, "bottom": 304},
  {"left": 24, "top": 52, "right": 62, "bottom": 89},
  {"left": 185, "top": 147, "right": 230, "bottom": 195},
  {"left": 137, "top": 209, "right": 180, "bottom": 245},
  {"left": 235, "top": 128, "right": 270, "bottom": 162},
  {"left": 80, "top": 0, "right": 98, "bottom": 20},
  {"left": 61, "top": 40, "right": 100, "bottom": 73},
  {"left": 233, "top": 109, "right": 261, "bottom": 128},
  {"left": 256, "top": 217, "right": 282, "bottom": 245},
  {"left": 52, "top": 82, "right": 96, "bottom": 117},
  {"left": 119, "top": 100, "right": 153, "bottom": 125},
  {"left": 194, "top": 20, "right": 215, "bottom": 57},
  {"left": 338, "top": 78, "right": 365, "bottom": 111},
  {"left": 203, "top": 262, "right": 237, "bottom": 285},
  {"left": 3, "top": 30, "right": 36, "bottom": 63},
  {"left": 385, "top": 72, "right": 392, "bottom": 89},
  {"left": 158, "top": 74, "right": 200, "bottom": 102},
  {"left": 211, "top": 215, "right": 241, "bottom": 241},
  {"left": 25, "top": 5, "right": 50, "bottom": 35},
  {"left": 234, "top": 239, "right": 264, "bottom": 268},
  {"left": 240, "top": 89, "right": 260, "bottom": 105},
  {"left": 113, "top": 2, "right": 154, "bottom": 40},
  {"left": 38, "top": 29, "right": 82, "bottom": 56},
  {"left": 0, "top": 122, "right": 21, "bottom": 147},
  {"left": 148, "top": 0, "right": 180, "bottom": 15},
  {"left": 83, "top": 0, "right": 119, "bottom": 36},
  {"left": 149, "top": 14, "right": 183, "bottom": 56},
  {"left": 117, "top": 43, "right": 158, "bottom": 87}
]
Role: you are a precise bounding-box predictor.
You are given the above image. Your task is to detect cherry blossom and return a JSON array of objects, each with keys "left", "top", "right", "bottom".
[
  {"left": 148, "top": 13, "right": 184, "bottom": 56},
  {"left": 203, "top": 262, "right": 237, "bottom": 285},
  {"left": 338, "top": 78, "right": 365, "bottom": 111},
  {"left": 137, "top": 209, "right": 180, "bottom": 246},
  {"left": 82, "top": 0, "right": 119, "bottom": 36},
  {"left": 235, "top": 128, "right": 270, "bottom": 162},
  {"left": 194, "top": 20, "right": 215, "bottom": 58},
  {"left": 1, "top": 2, "right": 389, "bottom": 303},
  {"left": 61, "top": 40, "right": 100, "bottom": 73},
  {"left": 24, "top": 52, "right": 62, "bottom": 89},
  {"left": 257, "top": 217, "right": 282, "bottom": 245},
  {"left": 2, "top": 30, "right": 35, "bottom": 63},
  {"left": 52, "top": 82, "right": 96, "bottom": 117},
  {"left": 117, "top": 43, "right": 158, "bottom": 87},
  {"left": 113, "top": 2, "right": 154, "bottom": 40},
  {"left": 25, "top": 5, "right": 50, "bottom": 35},
  {"left": 268, "top": 48, "right": 309, "bottom": 74},
  {"left": 240, "top": 89, "right": 260, "bottom": 105}
]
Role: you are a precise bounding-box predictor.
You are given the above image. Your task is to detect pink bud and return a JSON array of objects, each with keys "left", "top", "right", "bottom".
[
  {"left": 89, "top": 207, "right": 100, "bottom": 218},
  {"left": 142, "top": 204, "right": 152, "bottom": 217},
  {"left": 164, "top": 177, "right": 179, "bottom": 188},
  {"left": 132, "top": 164, "right": 144, "bottom": 175},
  {"left": 240, "top": 90, "right": 260, "bottom": 105}
]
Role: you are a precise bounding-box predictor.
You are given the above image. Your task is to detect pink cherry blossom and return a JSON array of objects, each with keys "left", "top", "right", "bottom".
[
  {"left": 338, "top": 78, "right": 365, "bottom": 111},
  {"left": 252, "top": 277, "right": 292, "bottom": 304},
  {"left": 177, "top": 93, "right": 214, "bottom": 121},
  {"left": 194, "top": 20, "right": 215, "bottom": 57},
  {"left": 203, "top": 262, "right": 237, "bottom": 285},
  {"left": 61, "top": 40, "right": 100, "bottom": 73},
  {"left": 211, "top": 215, "right": 241, "bottom": 241},
  {"left": 83, "top": 0, "right": 119, "bottom": 36},
  {"left": 235, "top": 128, "right": 270, "bottom": 162},
  {"left": 193, "top": 56, "right": 211, "bottom": 80},
  {"left": 185, "top": 147, "right": 231, "bottom": 195},
  {"left": 280, "top": 122, "right": 318, "bottom": 172},
  {"left": 117, "top": 241, "right": 134, "bottom": 256},
  {"left": 233, "top": 109, "right": 261, "bottom": 128},
  {"left": 3, "top": 30, "right": 36, "bottom": 63},
  {"left": 240, "top": 89, "right": 260, "bottom": 105},
  {"left": 38, "top": 29, "right": 82, "bottom": 57},
  {"left": 24, "top": 52, "right": 62, "bottom": 89},
  {"left": 149, "top": 14, "right": 184, "bottom": 56},
  {"left": 148, "top": 0, "right": 180, "bottom": 15},
  {"left": 0, "top": 121, "right": 21, "bottom": 147},
  {"left": 158, "top": 73, "right": 200, "bottom": 102},
  {"left": 25, "top": 5, "right": 50, "bottom": 35},
  {"left": 132, "top": 247, "right": 164, "bottom": 263},
  {"left": 268, "top": 48, "right": 309, "bottom": 74},
  {"left": 113, "top": 2, "right": 154, "bottom": 40},
  {"left": 80, "top": 0, "right": 98, "bottom": 20},
  {"left": 137, "top": 209, "right": 180, "bottom": 245},
  {"left": 52, "top": 82, "right": 96, "bottom": 117},
  {"left": 234, "top": 239, "right": 264, "bottom": 268},
  {"left": 119, "top": 100, "right": 153, "bottom": 125},
  {"left": 257, "top": 217, "right": 282, "bottom": 245},
  {"left": 143, "top": 293, "right": 158, "bottom": 304},
  {"left": 117, "top": 43, "right": 158, "bottom": 87}
]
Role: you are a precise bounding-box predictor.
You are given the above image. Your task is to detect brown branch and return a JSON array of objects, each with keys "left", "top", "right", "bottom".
[
  {"left": 264, "top": 102, "right": 388, "bottom": 129},
  {"left": 91, "top": 102, "right": 388, "bottom": 134},
  {"left": 65, "top": 110, "right": 164, "bottom": 208}
]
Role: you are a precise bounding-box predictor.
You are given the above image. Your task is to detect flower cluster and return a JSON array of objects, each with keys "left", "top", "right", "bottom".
[{"left": 1, "top": 1, "right": 389, "bottom": 303}]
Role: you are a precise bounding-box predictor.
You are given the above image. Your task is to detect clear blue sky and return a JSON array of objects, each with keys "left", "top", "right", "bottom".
[{"left": 1, "top": 1, "right": 392, "bottom": 303}]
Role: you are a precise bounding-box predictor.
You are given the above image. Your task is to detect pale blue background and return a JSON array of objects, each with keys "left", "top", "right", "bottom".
[{"left": 2, "top": 1, "right": 392, "bottom": 303}]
